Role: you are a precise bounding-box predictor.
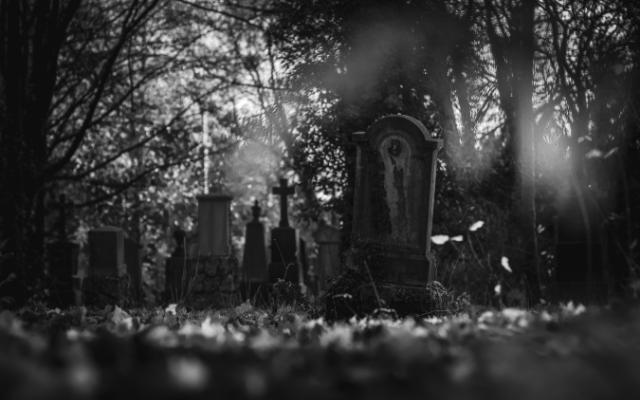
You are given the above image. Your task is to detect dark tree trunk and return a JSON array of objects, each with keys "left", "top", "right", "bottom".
[{"left": 0, "top": 0, "right": 80, "bottom": 304}]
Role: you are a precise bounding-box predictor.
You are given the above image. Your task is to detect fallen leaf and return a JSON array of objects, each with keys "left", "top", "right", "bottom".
[
  {"left": 469, "top": 221, "right": 484, "bottom": 232},
  {"left": 500, "top": 256, "right": 512, "bottom": 273},
  {"left": 431, "top": 235, "right": 450, "bottom": 245}
]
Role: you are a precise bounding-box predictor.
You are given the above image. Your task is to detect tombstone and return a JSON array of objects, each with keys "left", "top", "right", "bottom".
[
  {"left": 313, "top": 222, "right": 341, "bottom": 292},
  {"left": 197, "top": 194, "right": 232, "bottom": 257},
  {"left": 554, "top": 193, "right": 607, "bottom": 304},
  {"left": 85, "top": 226, "right": 128, "bottom": 306},
  {"left": 165, "top": 229, "right": 192, "bottom": 302},
  {"left": 171, "top": 193, "right": 239, "bottom": 308},
  {"left": 269, "top": 178, "right": 298, "bottom": 283},
  {"left": 47, "top": 195, "right": 79, "bottom": 306},
  {"left": 243, "top": 200, "right": 268, "bottom": 287},
  {"left": 351, "top": 115, "right": 441, "bottom": 285}
]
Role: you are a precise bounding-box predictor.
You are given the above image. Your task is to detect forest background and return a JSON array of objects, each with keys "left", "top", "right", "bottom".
[{"left": 0, "top": 0, "right": 638, "bottom": 307}]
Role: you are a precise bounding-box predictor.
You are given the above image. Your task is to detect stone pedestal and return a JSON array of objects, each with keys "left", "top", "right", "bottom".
[
  {"left": 197, "top": 194, "right": 232, "bottom": 257},
  {"left": 269, "top": 227, "right": 298, "bottom": 282},
  {"left": 351, "top": 115, "right": 441, "bottom": 285},
  {"left": 85, "top": 227, "right": 128, "bottom": 307}
]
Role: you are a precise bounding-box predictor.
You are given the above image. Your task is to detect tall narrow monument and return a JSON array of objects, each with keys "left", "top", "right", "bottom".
[
  {"left": 243, "top": 200, "right": 268, "bottom": 285},
  {"left": 269, "top": 178, "right": 298, "bottom": 282}
]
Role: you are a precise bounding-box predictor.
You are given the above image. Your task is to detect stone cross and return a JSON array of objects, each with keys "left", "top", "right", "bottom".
[{"left": 272, "top": 178, "right": 294, "bottom": 228}]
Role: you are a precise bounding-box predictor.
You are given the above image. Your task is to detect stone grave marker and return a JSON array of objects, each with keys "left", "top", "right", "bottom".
[
  {"left": 165, "top": 229, "right": 192, "bottom": 302},
  {"left": 269, "top": 178, "right": 298, "bottom": 283},
  {"left": 313, "top": 221, "right": 341, "bottom": 292},
  {"left": 85, "top": 226, "right": 128, "bottom": 306},
  {"left": 197, "top": 193, "right": 232, "bottom": 257},
  {"left": 169, "top": 193, "right": 239, "bottom": 308},
  {"left": 46, "top": 195, "right": 79, "bottom": 306},
  {"left": 243, "top": 200, "right": 268, "bottom": 289},
  {"left": 351, "top": 114, "right": 441, "bottom": 285}
]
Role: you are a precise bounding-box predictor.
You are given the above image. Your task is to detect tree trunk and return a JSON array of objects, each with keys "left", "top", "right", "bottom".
[{"left": 0, "top": 0, "right": 80, "bottom": 304}]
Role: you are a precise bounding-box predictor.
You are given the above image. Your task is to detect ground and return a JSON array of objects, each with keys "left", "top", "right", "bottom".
[{"left": 1, "top": 302, "right": 639, "bottom": 399}]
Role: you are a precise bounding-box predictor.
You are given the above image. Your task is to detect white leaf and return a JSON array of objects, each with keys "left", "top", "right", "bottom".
[
  {"left": 165, "top": 303, "right": 178, "bottom": 315},
  {"left": 585, "top": 149, "right": 603, "bottom": 159},
  {"left": 604, "top": 147, "right": 619, "bottom": 159},
  {"left": 501, "top": 256, "right": 512, "bottom": 273},
  {"left": 431, "top": 235, "right": 450, "bottom": 245},
  {"left": 450, "top": 235, "right": 464, "bottom": 242},
  {"left": 469, "top": 221, "right": 484, "bottom": 232},
  {"left": 577, "top": 135, "right": 592, "bottom": 143}
]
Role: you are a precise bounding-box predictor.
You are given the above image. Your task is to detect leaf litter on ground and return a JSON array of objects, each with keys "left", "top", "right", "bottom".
[{"left": 0, "top": 302, "right": 639, "bottom": 399}]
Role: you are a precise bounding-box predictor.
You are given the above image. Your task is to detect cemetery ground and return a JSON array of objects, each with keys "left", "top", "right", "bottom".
[{"left": 1, "top": 297, "right": 640, "bottom": 400}]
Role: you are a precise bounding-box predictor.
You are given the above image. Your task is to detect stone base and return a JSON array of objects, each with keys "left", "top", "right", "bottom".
[
  {"left": 324, "top": 268, "right": 441, "bottom": 319},
  {"left": 270, "top": 227, "right": 297, "bottom": 283},
  {"left": 351, "top": 242, "right": 434, "bottom": 285},
  {"left": 269, "top": 261, "right": 298, "bottom": 283},
  {"left": 165, "top": 256, "right": 241, "bottom": 308},
  {"left": 83, "top": 274, "right": 130, "bottom": 308}
]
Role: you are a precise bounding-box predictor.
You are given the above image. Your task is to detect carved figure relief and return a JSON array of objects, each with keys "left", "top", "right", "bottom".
[{"left": 380, "top": 135, "right": 411, "bottom": 243}]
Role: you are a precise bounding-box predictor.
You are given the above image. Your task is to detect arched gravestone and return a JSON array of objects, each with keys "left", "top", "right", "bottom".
[{"left": 351, "top": 115, "right": 442, "bottom": 285}]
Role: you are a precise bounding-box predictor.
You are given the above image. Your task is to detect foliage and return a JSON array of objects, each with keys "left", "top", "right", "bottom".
[{"left": 1, "top": 303, "right": 640, "bottom": 399}]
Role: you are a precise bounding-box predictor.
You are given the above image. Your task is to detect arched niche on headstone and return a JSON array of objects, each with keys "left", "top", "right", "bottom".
[{"left": 351, "top": 114, "right": 442, "bottom": 285}]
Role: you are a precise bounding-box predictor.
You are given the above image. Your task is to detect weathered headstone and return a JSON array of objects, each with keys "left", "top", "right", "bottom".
[
  {"left": 351, "top": 114, "right": 441, "bottom": 285},
  {"left": 269, "top": 178, "right": 298, "bottom": 282},
  {"left": 165, "top": 229, "right": 192, "bottom": 302},
  {"left": 243, "top": 200, "right": 268, "bottom": 285},
  {"left": 47, "top": 195, "right": 79, "bottom": 306},
  {"left": 85, "top": 226, "right": 128, "bottom": 306},
  {"left": 197, "top": 194, "right": 232, "bottom": 257},
  {"left": 172, "top": 193, "right": 239, "bottom": 308},
  {"left": 313, "top": 221, "right": 341, "bottom": 292}
]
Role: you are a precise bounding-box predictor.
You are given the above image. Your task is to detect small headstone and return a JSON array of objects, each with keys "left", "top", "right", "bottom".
[
  {"left": 47, "top": 195, "right": 79, "bottom": 306},
  {"left": 351, "top": 115, "right": 441, "bottom": 285},
  {"left": 197, "top": 194, "right": 232, "bottom": 257},
  {"left": 313, "top": 222, "right": 341, "bottom": 292},
  {"left": 85, "top": 226, "right": 128, "bottom": 306},
  {"left": 269, "top": 178, "right": 298, "bottom": 282},
  {"left": 165, "top": 229, "right": 192, "bottom": 302},
  {"left": 243, "top": 200, "right": 268, "bottom": 285}
]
